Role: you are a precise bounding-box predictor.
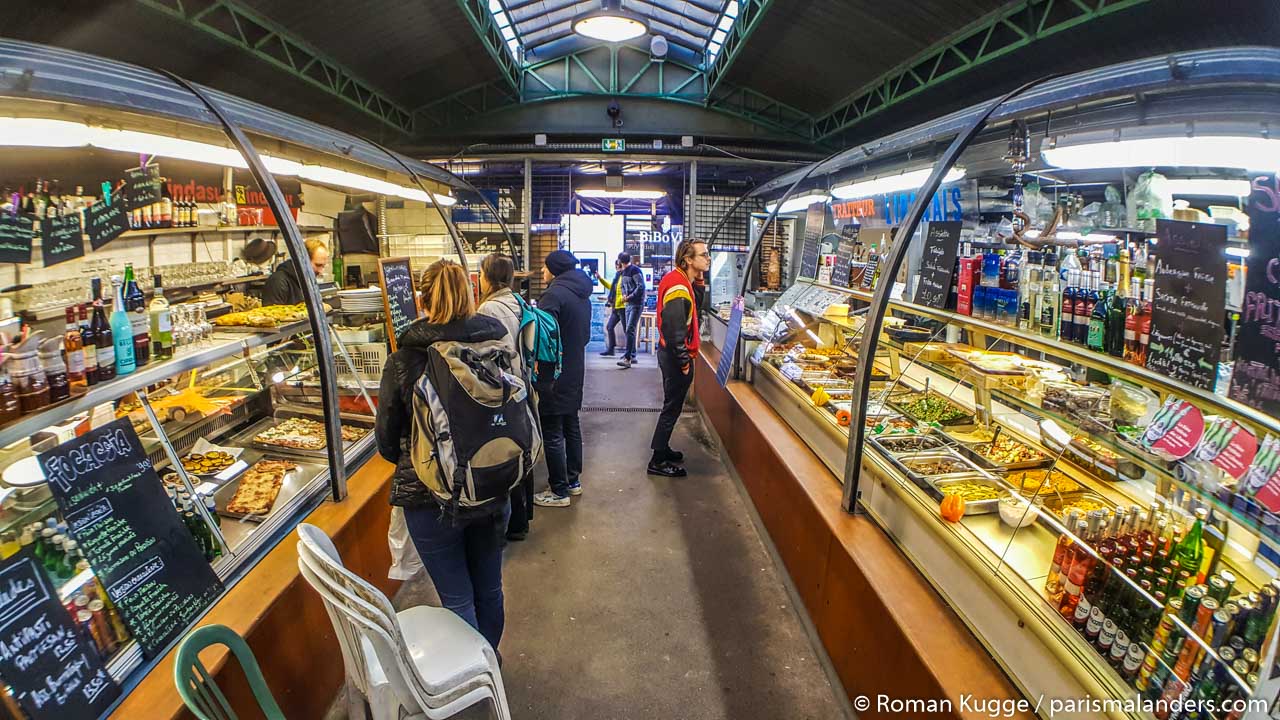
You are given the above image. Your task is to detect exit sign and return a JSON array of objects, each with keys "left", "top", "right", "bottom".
[{"left": 602, "top": 138, "right": 625, "bottom": 152}]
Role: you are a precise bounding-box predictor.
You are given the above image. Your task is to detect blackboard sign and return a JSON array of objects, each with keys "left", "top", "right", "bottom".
[
  {"left": 717, "top": 296, "right": 745, "bottom": 387},
  {"left": 0, "top": 547, "right": 119, "bottom": 720},
  {"left": 0, "top": 214, "right": 34, "bottom": 264},
  {"left": 84, "top": 202, "right": 130, "bottom": 251},
  {"left": 1146, "top": 219, "right": 1228, "bottom": 390},
  {"left": 915, "top": 221, "right": 961, "bottom": 309},
  {"left": 379, "top": 257, "right": 419, "bottom": 351},
  {"left": 121, "top": 164, "right": 161, "bottom": 212},
  {"left": 1230, "top": 174, "right": 1280, "bottom": 412},
  {"left": 796, "top": 202, "right": 825, "bottom": 280},
  {"left": 40, "top": 214, "right": 85, "bottom": 267},
  {"left": 39, "top": 418, "right": 224, "bottom": 658},
  {"left": 831, "top": 224, "right": 859, "bottom": 289}
]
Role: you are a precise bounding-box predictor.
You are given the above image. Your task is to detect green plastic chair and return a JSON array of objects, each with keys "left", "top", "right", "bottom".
[{"left": 174, "top": 624, "right": 286, "bottom": 720}]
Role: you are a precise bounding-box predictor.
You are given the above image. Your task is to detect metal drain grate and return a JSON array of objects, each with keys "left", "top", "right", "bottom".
[{"left": 580, "top": 406, "right": 663, "bottom": 413}]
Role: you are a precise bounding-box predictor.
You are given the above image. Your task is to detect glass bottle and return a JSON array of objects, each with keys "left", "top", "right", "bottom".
[
  {"left": 1138, "top": 278, "right": 1154, "bottom": 365},
  {"left": 91, "top": 278, "right": 115, "bottom": 383},
  {"left": 1087, "top": 284, "right": 1110, "bottom": 352},
  {"left": 1173, "top": 509, "right": 1207, "bottom": 583},
  {"left": 124, "top": 264, "right": 149, "bottom": 368},
  {"left": 109, "top": 275, "right": 135, "bottom": 376},
  {"left": 1124, "top": 278, "right": 1142, "bottom": 363},
  {"left": 1060, "top": 269, "right": 1077, "bottom": 342},
  {"left": 79, "top": 304, "right": 97, "bottom": 386},
  {"left": 1039, "top": 249, "right": 1060, "bottom": 338},
  {"left": 1045, "top": 510, "right": 1081, "bottom": 600},
  {"left": 38, "top": 336, "right": 69, "bottom": 403},
  {"left": 63, "top": 306, "right": 86, "bottom": 389},
  {"left": 1060, "top": 519, "right": 1095, "bottom": 620},
  {"left": 150, "top": 274, "right": 173, "bottom": 361}
]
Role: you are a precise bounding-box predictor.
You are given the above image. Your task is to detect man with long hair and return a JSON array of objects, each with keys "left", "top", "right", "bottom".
[{"left": 648, "top": 239, "right": 712, "bottom": 477}]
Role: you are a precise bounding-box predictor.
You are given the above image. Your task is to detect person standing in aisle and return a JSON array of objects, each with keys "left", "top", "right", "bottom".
[
  {"left": 532, "top": 250, "right": 592, "bottom": 507},
  {"left": 375, "top": 259, "right": 513, "bottom": 650},
  {"left": 648, "top": 239, "right": 712, "bottom": 477},
  {"left": 598, "top": 258, "right": 626, "bottom": 357},
  {"left": 476, "top": 253, "right": 539, "bottom": 541},
  {"left": 615, "top": 252, "right": 647, "bottom": 369},
  {"left": 260, "top": 238, "right": 330, "bottom": 306}
]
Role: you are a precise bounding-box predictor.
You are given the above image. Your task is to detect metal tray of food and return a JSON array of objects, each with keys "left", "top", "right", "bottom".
[
  {"left": 1041, "top": 492, "right": 1113, "bottom": 520},
  {"left": 932, "top": 477, "right": 1002, "bottom": 514},
  {"left": 1003, "top": 467, "right": 1087, "bottom": 499},
  {"left": 212, "top": 458, "right": 309, "bottom": 522},
  {"left": 888, "top": 390, "right": 976, "bottom": 426},
  {"left": 954, "top": 434, "right": 1053, "bottom": 472},
  {"left": 869, "top": 431, "right": 953, "bottom": 457},
  {"left": 893, "top": 450, "right": 996, "bottom": 483},
  {"left": 229, "top": 408, "right": 372, "bottom": 460}
]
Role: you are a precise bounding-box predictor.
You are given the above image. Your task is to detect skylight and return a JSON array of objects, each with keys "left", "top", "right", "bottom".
[
  {"left": 487, "top": 0, "right": 522, "bottom": 61},
  {"left": 706, "top": 0, "right": 740, "bottom": 66}
]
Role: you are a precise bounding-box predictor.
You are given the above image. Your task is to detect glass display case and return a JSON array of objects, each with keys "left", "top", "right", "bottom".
[{"left": 719, "top": 47, "right": 1280, "bottom": 718}]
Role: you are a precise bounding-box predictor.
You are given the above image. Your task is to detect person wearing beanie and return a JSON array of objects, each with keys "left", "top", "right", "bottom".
[{"left": 532, "top": 249, "right": 593, "bottom": 507}]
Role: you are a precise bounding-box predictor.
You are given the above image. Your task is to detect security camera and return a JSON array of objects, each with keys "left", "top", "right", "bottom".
[{"left": 607, "top": 101, "right": 623, "bottom": 128}]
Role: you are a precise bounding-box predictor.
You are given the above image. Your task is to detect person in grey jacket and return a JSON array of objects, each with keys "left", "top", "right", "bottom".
[
  {"left": 614, "top": 253, "right": 646, "bottom": 369},
  {"left": 476, "top": 253, "right": 538, "bottom": 540}
]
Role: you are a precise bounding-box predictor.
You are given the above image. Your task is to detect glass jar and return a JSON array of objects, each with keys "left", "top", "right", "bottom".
[
  {"left": 7, "top": 333, "right": 50, "bottom": 413},
  {"left": 39, "top": 337, "right": 70, "bottom": 403}
]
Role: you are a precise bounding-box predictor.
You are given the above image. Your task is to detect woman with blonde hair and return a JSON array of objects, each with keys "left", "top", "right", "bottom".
[{"left": 375, "top": 258, "right": 514, "bottom": 649}]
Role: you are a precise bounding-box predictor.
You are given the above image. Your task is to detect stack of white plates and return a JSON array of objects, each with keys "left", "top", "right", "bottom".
[{"left": 338, "top": 287, "right": 384, "bottom": 312}]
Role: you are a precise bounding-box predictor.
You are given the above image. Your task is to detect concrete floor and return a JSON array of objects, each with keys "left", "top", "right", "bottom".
[{"left": 330, "top": 348, "right": 850, "bottom": 720}]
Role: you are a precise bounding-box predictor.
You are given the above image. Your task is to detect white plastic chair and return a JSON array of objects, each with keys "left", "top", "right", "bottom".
[{"left": 294, "top": 523, "right": 511, "bottom": 719}]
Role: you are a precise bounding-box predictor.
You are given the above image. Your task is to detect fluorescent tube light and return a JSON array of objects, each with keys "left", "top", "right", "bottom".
[
  {"left": 1042, "top": 136, "right": 1280, "bottom": 171},
  {"left": 830, "top": 167, "right": 966, "bottom": 200},
  {"left": 1226, "top": 246, "right": 1250, "bottom": 259},
  {"left": 1165, "top": 178, "right": 1251, "bottom": 197},
  {"left": 765, "top": 193, "right": 830, "bottom": 214},
  {"left": 576, "top": 188, "right": 666, "bottom": 200}
]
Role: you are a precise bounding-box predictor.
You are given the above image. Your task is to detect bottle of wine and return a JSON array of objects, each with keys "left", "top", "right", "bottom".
[
  {"left": 109, "top": 275, "right": 136, "bottom": 376},
  {"left": 90, "top": 280, "right": 115, "bottom": 382},
  {"left": 123, "top": 264, "right": 150, "bottom": 368},
  {"left": 150, "top": 274, "right": 173, "bottom": 361},
  {"left": 63, "top": 306, "right": 86, "bottom": 389}
]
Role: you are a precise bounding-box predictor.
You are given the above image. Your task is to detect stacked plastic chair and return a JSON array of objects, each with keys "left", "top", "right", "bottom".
[{"left": 294, "top": 523, "right": 512, "bottom": 720}]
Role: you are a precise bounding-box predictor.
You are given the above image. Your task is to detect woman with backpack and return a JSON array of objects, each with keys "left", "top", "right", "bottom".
[
  {"left": 375, "top": 258, "right": 521, "bottom": 650},
  {"left": 476, "top": 253, "right": 538, "bottom": 542}
]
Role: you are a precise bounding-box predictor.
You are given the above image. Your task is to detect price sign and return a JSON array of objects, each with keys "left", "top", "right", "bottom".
[
  {"left": 0, "top": 547, "right": 119, "bottom": 720},
  {"left": 1140, "top": 397, "right": 1205, "bottom": 461},
  {"left": 121, "top": 164, "right": 161, "bottom": 212},
  {"left": 1145, "top": 219, "right": 1228, "bottom": 390},
  {"left": 38, "top": 418, "right": 224, "bottom": 657},
  {"left": 40, "top": 214, "right": 85, "bottom": 267},
  {"left": 1230, "top": 173, "right": 1280, "bottom": 413},
  {"left": 84, "top": 202, "right": 130, "bottom": 251},
  {"left": 0, "top": 214, "right": 34, "bottom": 264},
  {"left": 378, "top": 257, "right": 419, "bottom": 351},
  {"left": 830, "top": 224, "right": 859, "bottom": 289},
  {"left": 1194, "top": 417, "right": 1257, "bottom": 480},
  {"left": 914, "top": 221, "right": 960, "bottom": 309},
  {"left": 716, "top": 296, "right": 745, "bottom": 387}
]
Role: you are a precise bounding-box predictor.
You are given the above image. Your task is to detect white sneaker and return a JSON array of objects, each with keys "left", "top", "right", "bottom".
[
  {"left": 567, "top": 481, "right": 583, "bottom": 496},
  {"left": 533, "top": 490, "right": 570, "bottom": 507}
]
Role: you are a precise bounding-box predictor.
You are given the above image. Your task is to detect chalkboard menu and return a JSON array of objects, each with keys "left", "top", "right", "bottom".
[
  {"left": 796, "top": 202, "right": 825, "bottom": 280},
  {"left": 915, "top": 221, "right": 961, "bottom": 309},
  {"left": 39, "top": 418, "right": 224, "bottom": 658},
  {"left": 41, "top": 214, "right": 85, "bottom": 267},
  {"left": 379, "top": 257, "right": 419, "bottom": 351},
  {"left": 84, "top": 202, "right": 129, "bottom": 251},
  {"left": 830, "top": 223, "right": 859, "bottom": 289},
  {"left": 1146, "top": 219, "right": 1228, "bottom": 390},
  {"left": 121, "top": 164, "right": 161, "bottom": 212},
  {"left": 0, "top": 547, "right": 119, "bottom": 720},
  {"left": 0, "top": 214, "right": 34, "bottom": 264},
  {"left": 1230, "top": 173, "right": 1280, "bottom": 413}
]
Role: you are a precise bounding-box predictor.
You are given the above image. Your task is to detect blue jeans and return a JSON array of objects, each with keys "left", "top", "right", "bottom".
[
  {"left": 623, "top": 304, "right": 642, "bottom": 359},
  {"left": 541, "top": 411, "right": 582, "bottom": 497},
  {"left": 403, "top": 503, "right": 511, "bottom": 649}
]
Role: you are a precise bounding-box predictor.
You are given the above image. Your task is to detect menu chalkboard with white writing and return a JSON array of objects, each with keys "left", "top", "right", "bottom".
[
  {"left": 41, "top": 214, "right": 85, "bottom": 267},
  {"left": 38, "top": 418, "right": 224, "bottom": 658},
  {"left": 1230, "top": 173, "right": 1280, "bottom": 412},
  {"left": 121, "top": 164, "right": 161, "bottom": 212},
  {"left": 84, "top": 202, "right": 129, "bottom": 251},
  {"left": 0, "top": 547, "right": 119, "bottom": 720},
  {"left": 1146, "top": 219, "right": 1228, "bottom": 391},
  {"left": 915, "top": 221, "right": 960, "bottom": 309},
  {"left": 796, "top": 202, "right": 825, "bottom": 280},
  {"left": 379, "top": 257, "right": 419, "bottom": 351},
  {"left": 0, "top": 214, "right": 34, "bottom": 264},
  {"left": 831, "top": 223, "right": 859, "bottom": 289}
]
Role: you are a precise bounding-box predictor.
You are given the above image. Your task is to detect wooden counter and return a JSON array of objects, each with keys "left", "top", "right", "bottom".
[
  {"left": 111, "top": 456, "right": 399, "bottom": 720},
  {"left": 695, "top": 345, "right": 1029, "bottom": 720}
]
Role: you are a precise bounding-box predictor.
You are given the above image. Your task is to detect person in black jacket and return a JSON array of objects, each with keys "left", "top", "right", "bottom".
[
  {"left": 260, "top": 238, "right": 330, "bottom": 306},
  {"left": 532, "top": 249, "right": 593, "bottom": 507},
  {"left": 615, "top": 253, "right": 646, "bottom": 369},
  {"left": 376, "top": 259, "right": 512, "bottom": 650}
]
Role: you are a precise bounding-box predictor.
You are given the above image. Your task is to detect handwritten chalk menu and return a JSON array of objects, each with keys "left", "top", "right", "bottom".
[
  {"left": 830, "top": 223, "right": 859, "bottom": 288},
  {"left": 0, "top": 214, "right": 34, "bottom": 264},
  {"left": 0, "top": 547, "right": 119, "bottom": 720},
  {"left": 40, "top": 214, "right": 85, "bottom": 268},
  {"left": 1145, "top": 220, "right": 1228, "bottom": 390},
  {"left": 1230, "top": 173, "right": 1280, "bottom": 414},
  {"left": 121, "top": 164, "right": 161, "bottom": 212},
  {"left": 38, "top": 419, "right": 223, "bottom": 658},
  {"left": 796, "top": 202, "right": 825, "bottom": 280},
  {"left": 379, "top": 257, "right": 419, "bottom": 351},
  {"left": 84, "top": 202, "right": 130, "bottom": 251},
  {"left": 915, "top": 221, "right": 961, "bottom": 309}
]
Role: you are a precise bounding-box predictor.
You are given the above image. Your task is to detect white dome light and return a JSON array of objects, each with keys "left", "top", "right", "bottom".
[{"left": 573, "top": 1, "right": 648, "bottom": 42}]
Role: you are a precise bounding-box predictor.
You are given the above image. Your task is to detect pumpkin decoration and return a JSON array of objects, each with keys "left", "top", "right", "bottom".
[
  {"left": 940, "top": 493, "right": 966, "bottom": 523},
  {"left": 835, "top": 408, "right": 852, "bottom": 426}
]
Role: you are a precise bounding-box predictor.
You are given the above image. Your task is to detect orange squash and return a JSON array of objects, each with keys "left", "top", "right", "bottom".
[
  {"left": 940, "top": 493, "right": 966, "bottom": 523},
  {"left": 835, "top": 408, "right": 852, "bottom": 426}
]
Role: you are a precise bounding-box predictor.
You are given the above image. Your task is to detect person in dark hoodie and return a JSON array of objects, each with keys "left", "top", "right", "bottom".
[
  {"left": 376, "top": 258, "right": 512, "bottom": 649},
  {"left": 532, "top": 249, "right": 593, "bottom": 507},
  {"left": 260, "top": 238, "right": 329, "bottom": 306}
]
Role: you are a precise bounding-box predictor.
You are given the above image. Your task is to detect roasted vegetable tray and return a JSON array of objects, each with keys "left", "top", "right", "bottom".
[
  {"left": 953, "top": 435, "right": 1053, "bottom": 472},
  {"left": 932, "top": 477, "right": 1002, "bottom": 514},
  {"left": 889, "top": 449, "right": 996, "bottom": 485},
  {"left": 869, "top": 431, "right": 953, "bottom": 456},
  {"left": 887, "top": 390, "right": 976, "bottom": 426}
]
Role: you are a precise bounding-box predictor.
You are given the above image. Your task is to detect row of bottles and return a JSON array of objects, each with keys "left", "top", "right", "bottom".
[
  {"left": 129, "top": 195, "right": 199, "bottom": 230},
  {"left": 166, "top": 485, "right": 223, "bottom": 563},
  {"left": 2, "top": 178, "right": 203, "bottom": 230}
]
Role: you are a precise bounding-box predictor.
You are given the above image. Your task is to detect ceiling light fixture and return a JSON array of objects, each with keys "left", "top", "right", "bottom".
[
  {"left": 1041, "top": 135, "right": 1280, "bottom": 171},
  {"left": 577, "top": 188, "right": 666, "bottom": 200},
  {"left": 572, "top": 0, "right": 649, "bottom": 42},
  {"left": 765, "top": 193, "right": 830, "bottom": 214},
  {"left": 830, "top": 167, "right": 966, "bottom": 200},
  {"left": 1165, "top": 178, "right": 1251, "bottom": 197}
]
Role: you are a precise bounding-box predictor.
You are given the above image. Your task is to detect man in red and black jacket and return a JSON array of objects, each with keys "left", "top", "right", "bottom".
[{"left": 648, "top": 239, "right": 712, "bottom": 477}]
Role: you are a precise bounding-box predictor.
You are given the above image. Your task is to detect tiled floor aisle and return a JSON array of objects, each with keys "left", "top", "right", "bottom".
[{"left": 336, "top": 348, "right": 850, "bottom": 720}]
